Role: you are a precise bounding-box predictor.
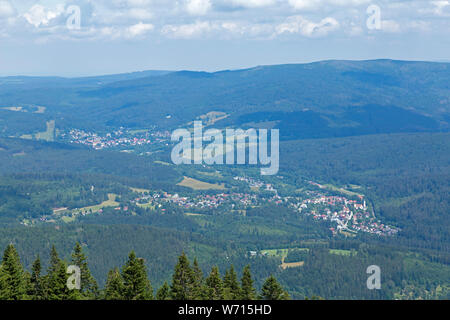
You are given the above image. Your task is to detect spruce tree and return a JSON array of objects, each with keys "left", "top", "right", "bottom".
[
  {"left": 28, "top": 256, "right": 44, "bottom": 300},
  {"left": 104, "top": 268, "right": 124, "bottom": 300},
  {"left": 170, "top": 252, "right": 195, "bottom": 300},
  {"left": 223, "top": 265, "right": 241, "bottom": 300},
  {"left": 45, "top": 246, "right": 70, "bottom": 300},
  {"left": 121, "top": 251, "right": 153, "bottom": 300},
  {"left": 156, "top": 281, "right": 171, "bottom": 300},
  {"left": 0, "top": 244, "right": 26, "bottom": 300},
  {"left": 205, "top": 266, "right": 224, "bottom": 300},
  {"left": 240, "top": 265, "right": 256, "bottom": 300},
  {"left": 192, "top": 258, "right": 208, "bottom": 300},
  {"left": 23, "top": 271, "right": 32, "bottom": 300},
  {"left": 0, "top": 266, "right": 6, "bottom": 298},
  {"left": 260, "top": 275, "right": 290, "bottom": 300},
  {"left": 71, "top": 242, "right": 98, "bottom": 299}
]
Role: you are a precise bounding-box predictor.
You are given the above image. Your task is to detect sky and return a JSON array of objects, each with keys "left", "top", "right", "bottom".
[{"left": 0, "top": 0, "right": 449, "bottom": 76}]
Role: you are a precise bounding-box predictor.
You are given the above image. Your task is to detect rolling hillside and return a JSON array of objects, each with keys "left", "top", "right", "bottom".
[{"left": 1, "top": 60, "right": 449, "bottom": 139}]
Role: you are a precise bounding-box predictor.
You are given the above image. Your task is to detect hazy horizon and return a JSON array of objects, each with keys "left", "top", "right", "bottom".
[{"left": 2, "top": 58, "right": 450, "bottom": 78}]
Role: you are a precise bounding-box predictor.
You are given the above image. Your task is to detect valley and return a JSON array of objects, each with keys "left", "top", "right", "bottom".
[{"left": 0, "top": 60, "right": 449, "bottom": 300}]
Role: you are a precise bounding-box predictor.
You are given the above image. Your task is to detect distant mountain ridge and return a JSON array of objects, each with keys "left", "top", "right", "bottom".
[{"left": 0, "top": 59, "right": 449, "bottom": 140}]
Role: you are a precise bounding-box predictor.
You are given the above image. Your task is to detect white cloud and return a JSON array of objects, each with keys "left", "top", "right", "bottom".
[
  {"left": 431, "top": 0, "right": 450, "bottom": 16},
  {"left": 381, "top": 19, "right": 400, "bottom": 33},
  {"left": 162, "top": 20, "right": 214, "bottom": 38},
  {"left": 0, "top": 1, "right": 14, "bottom": 18},
  {"left": 126, "top": 22, "right": 154, "bottom": 37},
  {"left": 347, "top": 21, "right": 363, "bottom": 36},
  {"left": 288, "top": 0, "right": 370, "bottom": 10},
  {"left": 126, "top": 0, "right": 153, "bottom": 6},
  {"left": 1, "top": 0, "right": 448, "bottom": 43},
  {"left": 23, "top": 4, "right": 65, "bottom": 28},
  {"left": 288, "top": 0, "right": 320, "bottom": 10},
  {"left": 276, "top": 15, "right": 340, "bottom": 37},
  {"left": 328, "top": 0, "right": 371, "bottom": 6},
  {"left": 128, "top": 8, "right": 153, "bottom": 20},
  {"left": 219, "top": 21, "right": 275, "bottom": 38},
  {"left": 186, "top": 0, "right": 211, "bottom": 15},
  {"left": 407, "top": 20, "right": 431, "bottom": 33},
  {"left": 229, "top": 0, "right": 276, "bottom": 8}
]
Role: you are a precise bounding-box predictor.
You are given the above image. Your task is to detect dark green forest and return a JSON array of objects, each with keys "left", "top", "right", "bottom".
[
  {"left": 280, "top": 132, "right": 450, "bottom": 253},
  {"left": 0, "top": 243, "right": 289, "bottom": 301}
]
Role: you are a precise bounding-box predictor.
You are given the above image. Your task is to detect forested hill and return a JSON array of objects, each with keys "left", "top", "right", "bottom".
[
  {"left": 0, "top": 137, "right": 180, "bottom": 184},
  {"left": 1, "top": 60, "right": 449, "bottom": 139},
  {"left": 280, "top": 132, "right": 450, "bottom": 252}
]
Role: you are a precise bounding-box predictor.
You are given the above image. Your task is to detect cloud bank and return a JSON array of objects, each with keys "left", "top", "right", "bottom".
[{"left": 0, "top": 0, "right": 448, "bottom": 42}]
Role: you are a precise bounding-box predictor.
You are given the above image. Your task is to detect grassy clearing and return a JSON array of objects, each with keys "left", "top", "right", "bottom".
[
  {"left": 280, "top": 261, "right": 305, "bottom": 270},
  {"left": 53, "top": 207, "right": 69, "bottom": 215},
  {"left": 154, "top": 160, "right": 171, "bottom": 166},
  {"left": 196, "top": 111, "right": 229, "bottom": 126},
  {"left": 2, "top": 106, "right": 23, "bottom": 112},
  {"left": 323, "top": 184, "right": 363, "bottom": 197},
  {"left": 261, "top": 248, "right": 309, "bottom": 259},
  {"left": 237, "top": 224, "right": 287, "bottom": 236},
  {"left": 261, "top": 248, "right": 289, "bottom": 259},
  {"left": 34, "top": 106, "right": 46, "bottom": 114},
  {"left": 339, "top": 230, "right": 358, "bottom": 237},
  {"left": 35, "top": 120, "right": 55, "bottom": 142},
  {"left": 71, "top": 193, "right": 119, "bottom": 214},
  {"left": 329, "top": 249, "right": 355, "bottom": 256},
  {"left": 197, "top": 170, "right": 223, "bottom": 178},
  {"left": 136, "top": 202, "right": 155, "bottom": 210},
  {"left": 61, "top": 216, "right": 76, "bottom": 223},
  {"left": 12, "top": 151, "right": 26, "bottom": 157},
  {"left": 261, "top": 248, "right": 306, "bottom": 270},
  {"left": 177, "top": 176, "right": 226, "bottom": 190},
  {"left": 130, "top": 187, "right": 151, "bottom": 194}
]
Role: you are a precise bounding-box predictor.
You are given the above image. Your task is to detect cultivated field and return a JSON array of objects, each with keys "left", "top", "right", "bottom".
[
  {"left": 280, "top": 261, "right": 305, "bottom": 270},
  {"left": 177, "top": 176, "right": 226, "bottom": 190},
  {"left": 71, "top": 193, "right": 119, "bottom": 215}
]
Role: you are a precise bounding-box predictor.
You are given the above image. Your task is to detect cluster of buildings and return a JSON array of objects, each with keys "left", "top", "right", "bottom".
[
  {"left": 233, "top": 176, "right": 277, "bottom": 192},
  {"left": 62, "top": 128, "right": 171, "bottom": 150},
  {"left": 132, "top": 186, "right": 399, "bottom": 236},
  {"left": 290, "top": 193, "right": 399, "bottom": 236},
  {"left": 134, "top": 191, "right": 259, "bottom": 210},
  {"left": 28, "top": 161, "right": 399, "bottom": 238}
]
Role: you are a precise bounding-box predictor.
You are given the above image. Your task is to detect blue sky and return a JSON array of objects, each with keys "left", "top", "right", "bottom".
[{"left": 0, "top": 0, "right": 449, "bottom": 76}]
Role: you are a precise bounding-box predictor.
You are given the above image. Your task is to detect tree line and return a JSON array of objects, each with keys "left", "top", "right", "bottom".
[{"left": 0, "top": 243, "right": 289, "bottom": 301}]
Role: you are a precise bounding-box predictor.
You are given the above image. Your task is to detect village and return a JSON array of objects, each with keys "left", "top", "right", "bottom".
[
  {"left": 135, "top": 191, "right": 259, "bottom": 210},
  {"left": 128, "top": 176, "right": 400, "bottom": 237},
  {"left": 61, "top": 128, "right": 171, "bottom": 150},
  {"left": 23, "top": 125, "right": 401, "bottom": 239},
  {"left": 27, "top": 178, "right": 399, "bottom": 237},
  {"left": 289, "top": 193, "right": 400, "bottom": 236}
]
